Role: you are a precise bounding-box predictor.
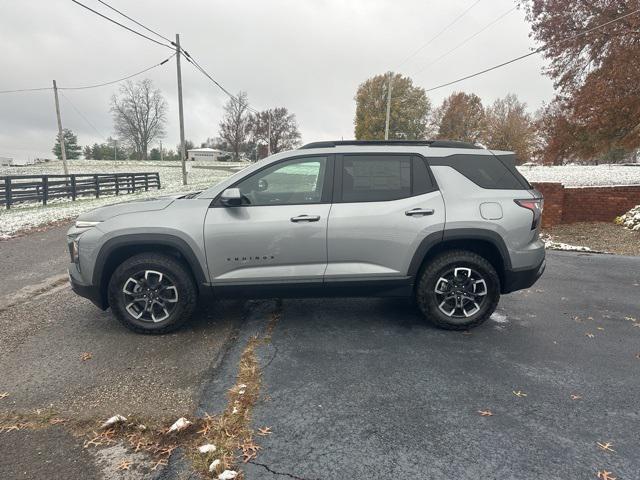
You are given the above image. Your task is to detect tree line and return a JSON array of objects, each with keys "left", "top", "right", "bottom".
[
  {"left": 355, "top": 1, "right": 640, "bottom": 165},
  {"left": 53, "top": 79, "right": 301, "bottom": 162}
]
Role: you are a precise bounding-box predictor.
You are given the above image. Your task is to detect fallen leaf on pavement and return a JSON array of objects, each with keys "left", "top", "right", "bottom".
[
  {"left": 116, "top": 459, "right": 132, "bottom": 471},
  {"left": 635, "top": 353, "right": 640, "bottom": 359},
  {"left": 80, "top": 352, "right": 92, "bottom": 361},
  {"left": 0, "top": 392, "right": 8, "bottom": 400},
  {"left": 624, "top": 316, "right": 636, "bottom": 322},
  {"left": 597, "top": 442, "right": 615, "bottom": 453},
  {"left": 597, "top": 470, "right": 616, "bottom": 480},
  {"left": 209, "top": 459, "right": 221, "bottom": 472},
  {"left": 478, "top": 410, "right": 493, "bottom": 416},
  {"left": 168, "top": 417, "right": 191, "bottom": 433},
  {"left": 513, "top": 390, "right": 527, "bottom": 397},
  {"left": 585, "top": 332, "right": 595, "bottom": 338},
  {"left": 257, "top": 426, "right": 272, "bottom": 436},
  {"left": 49, "top": 418, "right": 67, "bottom": 425},
  {"left": 570, "top": 394, "right": 582, "bottom": 400},
  {"left": 198, "top": 443, "right": 216, "bottom": 454},
  {"left": 597, "top": 327, "right": 605, "bottom": 331},
  {"left": 218, "top": 470, "right": 238, "bottom": 480},
  {"left": 101, "top": 415, "right": 127, "bottom": 429}
]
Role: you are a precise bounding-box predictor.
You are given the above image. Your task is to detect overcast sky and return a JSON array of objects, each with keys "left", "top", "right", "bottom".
[{"left": 0, "top": 0, "right": 555, "bottom": 160}]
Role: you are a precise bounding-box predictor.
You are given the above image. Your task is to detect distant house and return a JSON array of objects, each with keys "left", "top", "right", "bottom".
[
  {"left": 1, "top": 157, "right": 40, "bottom": 166},
  {"left": 186, "top": 148, "right": 229, "bottom": 162}
]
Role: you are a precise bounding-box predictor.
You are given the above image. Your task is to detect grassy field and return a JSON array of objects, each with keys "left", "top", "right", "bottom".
[{"left": 0, "top": 159, "right": 239, "bottom": 238}]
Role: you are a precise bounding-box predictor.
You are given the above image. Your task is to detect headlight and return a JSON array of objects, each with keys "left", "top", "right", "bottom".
[{"left": 75, "top": 220, "right": 102, "bottom": 228}]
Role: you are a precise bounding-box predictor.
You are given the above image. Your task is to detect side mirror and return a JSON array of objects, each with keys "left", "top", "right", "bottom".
[{"left": 220, "top": 188, "right": 242, "bottom": 206}]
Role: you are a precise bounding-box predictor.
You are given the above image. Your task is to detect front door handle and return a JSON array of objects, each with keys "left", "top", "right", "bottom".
[
  {"left": 405, "top": 208, "right": 435, "bottom": 217},
  {"left": 291, "top": 214, "right": 321, "bottom": 223}
]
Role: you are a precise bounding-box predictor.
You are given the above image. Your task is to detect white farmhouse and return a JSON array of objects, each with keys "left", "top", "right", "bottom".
[{"left": 186, "top": 148, "right": 228, "bottom": 162}]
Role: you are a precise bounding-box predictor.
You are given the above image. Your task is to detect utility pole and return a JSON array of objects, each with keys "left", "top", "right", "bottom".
[
  {"left": 384, "top": 72, "right": 393, "bottom": 140},
  {"left": 52, "top": 80, "right": 69, "bottom": 175},
  {"left": 160, "top": 140, "right": 163, "bottom": 161},
  {"left": 175, "top": 34, "right": 187, "bottom": 185},
  {"left": 113, "top": 139, "right": 117, "bottom": 162}
]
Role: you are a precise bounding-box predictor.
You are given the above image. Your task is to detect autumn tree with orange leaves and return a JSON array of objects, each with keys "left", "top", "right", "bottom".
[{"left": 520, "top": 0, "right": 640, "bottom": 164}]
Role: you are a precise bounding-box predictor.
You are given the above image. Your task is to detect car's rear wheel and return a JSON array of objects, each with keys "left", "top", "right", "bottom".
[
  {"left": 415, "top": 250, "right": 500, "bottom": 330},
  {"left": 108, "top": 253, "right": 197, "bottom": 334}
]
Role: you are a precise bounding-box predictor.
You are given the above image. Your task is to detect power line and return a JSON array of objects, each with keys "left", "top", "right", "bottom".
[
  {"left": 70, "top": 0, "right": 174, "bottom": 50},
  {"left": 424, "top": 7, "right": 640, "bottom": 92},
  {"left": 60, "top": 91, "right": 107, "bottom": 139},
  {"left": 60, "top": 53, "right": 175, "bottom": 90},
  {"left": 0, "top": 86, "right": 52, "bottom": 94},
  {"left": 95, "top": 0, "right": 173, "bottom": 45},
  {"left": 414, "top": 6, "right": 517, "bottom": 75},
  {"left": 395, "top": 0, "right": 482, "bottom": 71},
  {"left": 0, "top": 54, "right": 174, "bottom": 95}
]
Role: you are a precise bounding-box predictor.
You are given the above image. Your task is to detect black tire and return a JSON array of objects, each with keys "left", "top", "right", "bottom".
[
  {"left": 415, "top": 250, "right": 500, "bottom": 330},
  {"left": 108, "top": 253, "right": 197, "bottom": 334}
]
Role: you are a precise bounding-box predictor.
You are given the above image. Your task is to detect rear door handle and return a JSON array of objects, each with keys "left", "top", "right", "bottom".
[
  {"left": 291, "top": 214, "right": 321, "bottom": 223},
  {"left": 405, "top": 208, "right": 435, "bottom": 216}
]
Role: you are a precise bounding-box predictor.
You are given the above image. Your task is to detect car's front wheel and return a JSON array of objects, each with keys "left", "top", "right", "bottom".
[
  {"left": 415, "top": 250, "right": 500, "bottom": 330},
  {"left": 108, "top": 253, "right": 197, "bottom": 334}
]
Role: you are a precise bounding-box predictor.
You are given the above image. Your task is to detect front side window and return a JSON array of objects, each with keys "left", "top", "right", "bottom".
[
  {"left": 234, "top": 156, "right": 327, "bottom": 206},
  {"left": 341, "top": 155, "right": 411, "bottom": 202}
]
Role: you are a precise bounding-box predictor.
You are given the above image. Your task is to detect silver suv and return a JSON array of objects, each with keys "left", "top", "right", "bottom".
[{"left": 67, "top": 140, "right": 545, "bottom": 334}]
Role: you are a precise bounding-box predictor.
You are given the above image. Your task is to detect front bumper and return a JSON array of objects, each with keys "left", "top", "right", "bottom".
[
  {"left": 68, "top": 268, "right": 107, "bottom": 310},
  {"left": 502, "top": 257, "right": 546, "bottom": 294}
]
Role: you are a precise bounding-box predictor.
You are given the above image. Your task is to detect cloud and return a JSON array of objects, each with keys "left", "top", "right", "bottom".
[{"left": 0, "top": 0, "right": 554, "bottom": 160}]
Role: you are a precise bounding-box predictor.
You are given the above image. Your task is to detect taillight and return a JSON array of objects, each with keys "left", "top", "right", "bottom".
[{"left": 515, "top": 198, "right": 543, "bottom": 230}]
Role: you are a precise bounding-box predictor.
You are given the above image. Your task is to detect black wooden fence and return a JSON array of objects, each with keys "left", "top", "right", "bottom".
[{"left": 1, "top": 172, "right": 161, "bottom": 209}]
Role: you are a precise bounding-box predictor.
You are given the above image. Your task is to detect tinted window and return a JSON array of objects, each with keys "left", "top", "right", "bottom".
[
  {"left": 431, "top": 154, "right": 526, "bottom": 189},
  {"left": 412, "top": 157, "right": 435, "bottom": 195},
  {"left": 235, "top": 156, "right": 327, "bottom": 205},
  {"left": 342, "top": 155, "right": 411, "bottom": 202}
]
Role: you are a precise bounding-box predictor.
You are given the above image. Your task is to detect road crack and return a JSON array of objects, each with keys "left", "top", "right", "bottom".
[{"left": 248, "top": 460, "right": 320, "bottom": 480}]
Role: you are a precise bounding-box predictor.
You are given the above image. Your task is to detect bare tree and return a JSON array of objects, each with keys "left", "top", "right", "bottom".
[
  {"left": 218, "top": 92, "right": 250, "bottom": 160},
  {"left": 249, "top": 107, "right": 301, "bottom": 156},
  {"left": 111, "top": 79, "right": 168, "bottom": 160}
]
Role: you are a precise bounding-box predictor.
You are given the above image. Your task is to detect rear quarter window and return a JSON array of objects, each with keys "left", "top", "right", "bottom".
[{"left": 430, "top": 154, "right": 527, "bottom": 190}]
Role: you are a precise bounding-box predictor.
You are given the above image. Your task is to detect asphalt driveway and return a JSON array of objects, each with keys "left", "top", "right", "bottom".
[
  {"left": 242, "top": 251, "right": 640, "bottom": 479},
  {"left": 1, "top": 223, "right": 639, "bottom": 479}
]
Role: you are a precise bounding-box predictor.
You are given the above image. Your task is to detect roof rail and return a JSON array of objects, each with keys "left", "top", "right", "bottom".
[{"left": 299, "top": 140, "right": 482, "bottom": 150}]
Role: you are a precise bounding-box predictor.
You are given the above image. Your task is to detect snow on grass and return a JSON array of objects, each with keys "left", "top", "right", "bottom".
[
  {"left": 618, "top": 205, "right": 640, "bottom": 231},
  {"left": 516, "top": 164, "right": 640, "bottom": 187},
  {"left": 0, "top": 159, "right": 235, "bottom": 238},
  {"left": 540, "top": 233, "right": 594, "bottom": 252}
]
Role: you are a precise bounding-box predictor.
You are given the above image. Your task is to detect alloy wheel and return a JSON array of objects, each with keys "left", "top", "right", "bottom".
[
  {"left": 122, "top": 270, "right": 179, "bottom": 323},
  {"left": 434, "top": 267, "right": 488, "bottom": 318}
]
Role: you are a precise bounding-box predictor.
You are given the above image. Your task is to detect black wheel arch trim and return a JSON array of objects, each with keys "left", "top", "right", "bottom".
[
  {"left": 92, "top": 234, "right": 208, "bottom": 293},
  {"left": 408, "top": 228, "right": 512, "bottom": 278}
]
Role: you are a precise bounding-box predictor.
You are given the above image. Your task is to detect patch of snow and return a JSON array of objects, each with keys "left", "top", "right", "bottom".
[
  {"left": 490, "top": 312, "right": 508, "bottom": 323},
  {"left": 619, "top": 205, "right": 640, "bottom": 231},
  {"left": 540, "top": 234, "right": 593, "bottom": 252},
  {"left": 516, "top": 164, "right": 640, "bottom": 187}
]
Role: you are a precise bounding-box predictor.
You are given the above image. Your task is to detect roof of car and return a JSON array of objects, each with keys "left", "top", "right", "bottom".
[{"left": 299, "top": 140, "right": 483, "bottom": 150}]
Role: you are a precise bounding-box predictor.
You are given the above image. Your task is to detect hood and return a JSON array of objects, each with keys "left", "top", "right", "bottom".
[{"left": 76, "top": 196, "right": 177, "bottom": 222}]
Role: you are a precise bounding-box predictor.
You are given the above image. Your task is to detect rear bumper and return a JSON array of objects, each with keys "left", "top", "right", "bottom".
[
  {"left": 69, "top": 269, "right": 107, "bottom": 310},
  {"left": 502, "top": 258, "right": 546, "bottom": 294}
]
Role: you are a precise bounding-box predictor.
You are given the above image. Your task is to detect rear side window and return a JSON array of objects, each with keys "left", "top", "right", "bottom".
[
  {"left": 431, "top": 154, "right": 527, "bottom": 190},
  {"left": 342, "top": 155, "right": 411, "bottom": 202}
]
